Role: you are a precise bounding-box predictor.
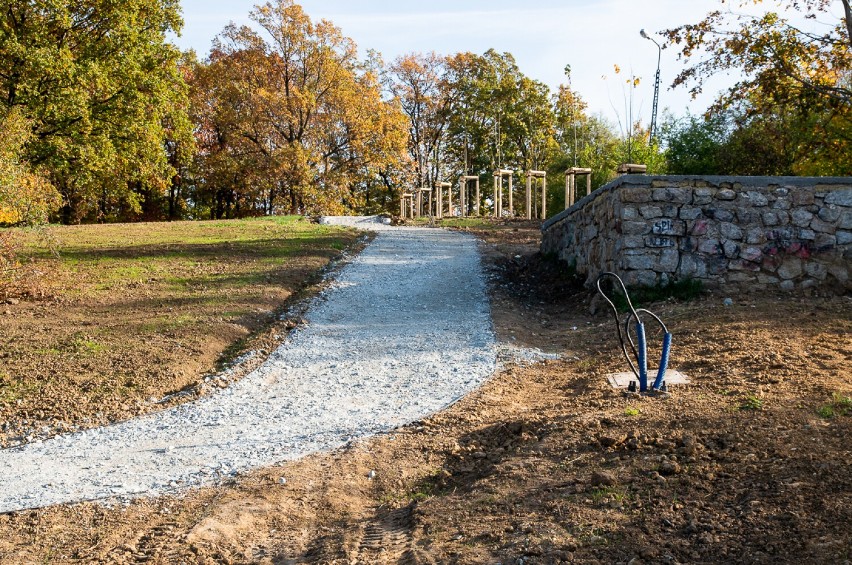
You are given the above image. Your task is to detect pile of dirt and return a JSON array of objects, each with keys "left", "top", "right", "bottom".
[{"left": 0, "top": 219, "right": 849, "bottom": 564}]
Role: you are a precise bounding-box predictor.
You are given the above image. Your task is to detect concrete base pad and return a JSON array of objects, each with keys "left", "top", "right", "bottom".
[{"left": 606, "top": 370, "right": 690, "bottom": 389}]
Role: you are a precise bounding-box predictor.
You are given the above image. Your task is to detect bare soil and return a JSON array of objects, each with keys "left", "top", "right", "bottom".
[{"left": 1, "top": 219, "right": 850, "bottom": 564}]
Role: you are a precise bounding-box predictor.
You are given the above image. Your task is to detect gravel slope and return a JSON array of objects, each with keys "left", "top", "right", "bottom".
[{"left": 0, "top": 217, "right": 495, "bottom": 512}]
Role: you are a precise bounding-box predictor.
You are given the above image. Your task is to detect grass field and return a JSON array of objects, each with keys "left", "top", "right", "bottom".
[{"left": 0, "top": 216, "right": 362, "bottom": 445}]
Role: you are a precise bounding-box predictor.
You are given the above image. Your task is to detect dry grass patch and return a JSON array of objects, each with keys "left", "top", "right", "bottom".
[{"left": 0, "top": 216, "right": 363, "bottom": 445}]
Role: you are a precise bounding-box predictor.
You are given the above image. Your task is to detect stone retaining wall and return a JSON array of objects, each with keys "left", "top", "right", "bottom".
[{"left": 540, "top": 176, "right": 852, "bottom": 293}]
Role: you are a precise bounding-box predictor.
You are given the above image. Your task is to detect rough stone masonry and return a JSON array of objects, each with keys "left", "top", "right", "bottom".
[{"left": 541, "top": 176, "right": 852, "bottom": 293}]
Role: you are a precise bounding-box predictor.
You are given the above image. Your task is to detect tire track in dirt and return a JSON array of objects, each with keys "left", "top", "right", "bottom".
[{"left": 302, "top": 504, "right": 433, "bottom": 565}]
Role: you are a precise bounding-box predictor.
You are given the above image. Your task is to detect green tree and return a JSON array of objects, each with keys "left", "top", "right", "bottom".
[
  {"left": 0, "top": 0, "right": 193, "bottom": 223},
  {"left": 438, "top": 50, "right": 557, "bottom": 214},
  {"left": 661, "top": 113, "right": 728, "bottom": 175}
]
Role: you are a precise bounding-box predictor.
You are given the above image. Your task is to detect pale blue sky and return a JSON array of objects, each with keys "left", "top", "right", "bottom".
[{"left": 171, "top": 0, "right": 834, "bottom": 128}]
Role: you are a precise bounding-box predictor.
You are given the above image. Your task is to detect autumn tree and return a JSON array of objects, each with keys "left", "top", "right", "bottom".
[
  {"left": 191, "top": 0, "right": 409, "bottom": 217},
  {"left": 383, "top": 52, "right": 453, "bottom": 190},
  {"left": 0, "top": 108, "right": 62, "bottom": 295},
  {"left": 663, "top": 1, "right": 852, "bottom": 175},
  {"left": 665, "top": 0, "right": 852, "bottom": 108},
  {"left": 0, "top": 109, "right": 61, "bottom": 226},
  {"left": 0, "top": 0, "right": 194, "bottom": 223}
]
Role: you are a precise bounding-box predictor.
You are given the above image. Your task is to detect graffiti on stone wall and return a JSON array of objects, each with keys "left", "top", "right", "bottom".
[
  {"left": 647, "top": 236, "right": 675, "bottom": 248},
  {"left": 763, "top": 227, "right": 835, "bottom": 259},
  {"left": 653, "top": 219, "right": 673, "bottom": 234}
]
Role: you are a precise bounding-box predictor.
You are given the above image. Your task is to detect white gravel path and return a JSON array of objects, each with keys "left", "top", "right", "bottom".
[{"left": 0, "top": 217, "right": 495, "bottom": 513}]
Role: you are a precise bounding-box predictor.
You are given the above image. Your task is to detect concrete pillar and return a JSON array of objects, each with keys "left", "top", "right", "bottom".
[
  {"left": 564, "top": 174, "right": 570, "bottom": 210},
  {"left": 526, "top": 174, "right": 532, "bottom": 219},
  {"left": 448, "top": 183, "right": 453, "bottom": 216},
  {"left": 436, "top": 184, "right": 442, "bottom": 219},
  {"left": 400, "top": 195, "right": 405, "bottom": 218},
  {"left": 541, "top": 174, "right": 547, "bottom": 220},
  {"left": 586, "top": 173, "right": 592, "bottom": 200},
  {"left": 415, "top": 190, "right": 421, "bottom": 218}
]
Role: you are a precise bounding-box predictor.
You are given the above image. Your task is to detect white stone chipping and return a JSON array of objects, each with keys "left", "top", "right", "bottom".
[{"left": 0, "top": 217, "right": 496, "bottom": 513}]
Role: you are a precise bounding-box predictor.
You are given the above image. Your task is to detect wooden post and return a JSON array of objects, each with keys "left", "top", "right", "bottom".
[
  {"left": 564, "top": 168, "right": 592, "bottom": 208},
  {"left": 493, "top": 175, "right": 499, "bottom": 218},
  {"left": 475, "top": 179, "right": 480, "bottom": 216},
  {"left": 459, "top": 180, "right": 465, "bottom": 217},
  {"left": 541, "top": 173, "right": 547, "bottom": 219},
  {"left": 415, "top": 190, "right": 422, "bottom": 218},
  {"left": 526, "top": 173, "right": 532, "bottom": 219},
  {"left": 570, "top": 173, "right": 576, "bottom": 208},
  {"left": 509, "top": 175, "right": 515, "bottom": 218}
]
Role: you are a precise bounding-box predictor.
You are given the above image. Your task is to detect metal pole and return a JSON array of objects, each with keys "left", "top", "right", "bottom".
[{"left": 640, "top": 29, "right": 662, "bottom": 143}]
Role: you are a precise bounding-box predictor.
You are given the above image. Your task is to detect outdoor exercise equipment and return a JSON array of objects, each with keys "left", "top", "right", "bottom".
[
  {"left": 525, "top": 170, "right": 547, "bottom": 219},
  {"left": 595, "top": 272, "right": 672, "bottom": 393}
]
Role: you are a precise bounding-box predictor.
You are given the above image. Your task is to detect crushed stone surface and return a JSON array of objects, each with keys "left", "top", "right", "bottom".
[{"left": 0, "top": 216, "right": 496, "bottom": 512}]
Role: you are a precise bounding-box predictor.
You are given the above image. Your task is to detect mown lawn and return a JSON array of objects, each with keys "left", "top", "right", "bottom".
[{"left": 0, "top": 216, "right": 363, "bottom": 445}]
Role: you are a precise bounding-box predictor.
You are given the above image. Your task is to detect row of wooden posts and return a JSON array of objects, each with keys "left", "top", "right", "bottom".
[{"left": 400, "top": 168, "right": 592, "bottom": 220}]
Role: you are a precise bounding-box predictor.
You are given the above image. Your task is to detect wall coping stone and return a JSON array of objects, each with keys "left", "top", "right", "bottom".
[{"left": 541, "top": 175, "right": 852, "bottom": 231}]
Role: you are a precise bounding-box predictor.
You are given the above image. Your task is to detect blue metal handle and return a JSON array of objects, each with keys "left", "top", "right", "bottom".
[
  {"left": 636, "top": 322, "right": 648, "bottom": 392},
  {"left": 653, "top": 332, "right": 672, "bottom": 390}
]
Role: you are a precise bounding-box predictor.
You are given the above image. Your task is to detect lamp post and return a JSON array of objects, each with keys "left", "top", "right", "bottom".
[
  {"left": 564, "top": 64, "right": 577, "bottom": 168},
  {"left": 640, "top": 29, "right": 661, "bottom": 143}
]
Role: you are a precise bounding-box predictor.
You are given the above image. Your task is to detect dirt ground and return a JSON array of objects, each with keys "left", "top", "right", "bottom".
[{"left": 1, "top": 219, "right": 850, "bottom": 564}]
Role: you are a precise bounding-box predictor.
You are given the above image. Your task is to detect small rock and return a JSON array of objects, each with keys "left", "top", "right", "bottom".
[
  {"left": 5, "top": 298, "right": 19, "bottom": 305},
  {"left": 659, "top": 460, "right": 682, "bottom": 475},
  {"left": 472, "top": 451, "right": 487, "bottom": 459},
  {"left": 278, "top": 477, "right": 287, "bottom": 485},
  {"left": 598, "top": 434, "right": 626, "bottom": 447},
  {"left": 591, "top": 471, "right": 618, "bottom": 486},
  {"left": 367, "top": 470, "right": 376, "bottom": 479},
  {"left": 588, "top": 293, "right": 605, "bottom": 316}
]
